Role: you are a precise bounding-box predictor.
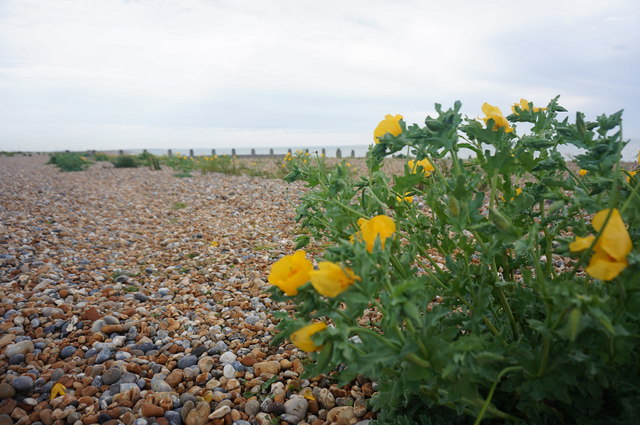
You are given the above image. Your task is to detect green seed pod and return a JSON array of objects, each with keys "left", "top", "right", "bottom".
[
  {"left": 489, "top": 207, "right": 513, "bottom": 233},
  {"left": 448, "top": 196, "right": 460, "bottom": 217}
]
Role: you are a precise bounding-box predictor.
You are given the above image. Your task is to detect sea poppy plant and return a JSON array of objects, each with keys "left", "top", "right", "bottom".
[
  {"left": 374, "top": 114, "right": 403, "bottom": 143},
  {"left": 268, "top": 250, "right": 313, "bottom": 295},
  {"left": 291, "top": 322, "right": 327, "bottom": 352},
  {"left": 569, "top": 208, "right": 632, "bottom": 280},
  {"left": 310, "top": 262, "right": 360, "bottom": 297},
  {"left": 352, "top": 215, "right": 396, "bottom": 253},
  {"left": 482, "top": 103, "right": 513, "bottom": 133}
]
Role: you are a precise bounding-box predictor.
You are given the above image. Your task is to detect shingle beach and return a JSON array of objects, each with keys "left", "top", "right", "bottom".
[{"left": 0, "top": 155, "right": 374, "bottom": 425}]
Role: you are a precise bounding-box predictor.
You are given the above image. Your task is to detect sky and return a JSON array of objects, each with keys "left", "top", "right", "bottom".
[{"left": 0, "top": 0, "right": 639, "bottom": 158}]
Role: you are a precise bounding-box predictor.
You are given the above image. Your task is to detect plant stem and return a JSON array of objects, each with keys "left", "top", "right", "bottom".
[
  {"left": 474, "top": 366, "right": 524, "bottom": 425},
  {"left": 537, "top": 336, "right": 551, "bottom": 376}
]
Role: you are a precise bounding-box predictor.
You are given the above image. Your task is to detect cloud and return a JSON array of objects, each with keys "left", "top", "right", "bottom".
[{"left": 0, "top": 0, "right": 638, "bottom": 154}]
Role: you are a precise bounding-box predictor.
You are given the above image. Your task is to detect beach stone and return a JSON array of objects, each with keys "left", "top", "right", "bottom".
[
  {"left": 165, "top": 370, "right": 183, "bottom": 387},
  {"left": 177, "top": 355, "right": 197, "bottom": 369},
  {"left": 280, "top": 414, "right": 301, "bottom": 424},
  {"left": 284, "top": 397, "right": 308, "bottom": 419},
  {"left": 183, "top": 365, "right": 200, "bottom": 380},
  {"left": 96, "top": 348, "right": 112, "bottom": 363},
  {"left": 39, "top": 408, "right": 53, "bottom": 425},
  {"left": 8, "top": 353, "right": 25, "bottom": 365},
  {"left": 254, "top": 361, "right": 281, "bottom": 376},
  {"left": 0, "top": 384, "right": 15, "bottom": 400},
  {"left": 0, "top": 415, "right": 11, "bottom": 425},
  {"left": 327, "top": 406, "right": 356, "bottom": 425},
  {"left": 180, "top": 400, "right": 195, "bottom": 422},
  {"left": 141, "top": 403, "right": 164, "bottom": 417},
  {"left": 42, "top": 307, "right": 63, "bottom": 317},
  {"left": 60, "top": 346, "right": 77, "bottom": 359},
  {"left": 185, "top": 401, "right": 210, "bottom": 425},
  {"left": 11, "top": 376, "right": 33, "bottom": 392},
  {"left": 4, "top": 340, "right": 34, "bottom": 357},
  {"left": 208, "top": 405, "right": 230, "bottom": 419},
  {"left": 164, "top": 410, "right": 181, "bottom": 425},
  {"left": 102, "top": 367, "right": 122, "bottom": 385},
  {"left": 318, "top": 388, "right": 335, "bottom": 409},
  {"left": 223, "top": 364, "right": 236, "bottom": 379},
  {"left": 197, "top": 356, "right": 215, "bottom": 374},
  {"left": 151, "top": 378, "right": 173, "bottom": 393},
  {"left": 244, "top": 399, "right": 260, "bottom": 416},
  {"left": 219, "top": 351, "right": 236, "bottom": 364}
]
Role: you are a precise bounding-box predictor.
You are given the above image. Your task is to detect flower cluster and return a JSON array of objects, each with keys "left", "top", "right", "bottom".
[{"left": 569, "top": 208, "right": 632, "bottom": 280}]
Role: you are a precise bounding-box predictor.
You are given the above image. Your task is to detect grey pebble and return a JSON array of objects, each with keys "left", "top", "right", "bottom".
[
  {"left": 164, "top": 410, "right": 182, "bottom": 425},
  {"left": 11, "top": 376, "right": 33, "bottom": 392},
  {"left": 60, "top": 346, "right": 76, "bottom": 359},
  {"left": 101, "top": 367, "right": 122, "bottom": 385},
  {"left": 280, "top": 414, "right": 301, "bottom": 424},
  {"left": 244, "top": 399, "right": 260, "bottom": 416},
  {"left": 95, "top": 348, "right": 112, "bottom": 363},
  {"left": 177, "top": 354, "right": 198, "bottom": 369}
]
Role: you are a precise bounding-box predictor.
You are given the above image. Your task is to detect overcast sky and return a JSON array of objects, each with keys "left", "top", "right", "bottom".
[{"left": 0, "top": 0, "right": 638, "bottom": 157}]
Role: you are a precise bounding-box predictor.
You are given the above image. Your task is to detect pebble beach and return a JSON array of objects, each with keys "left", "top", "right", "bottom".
[{"left": 0, "top": 155, "right": 374, "bottom": 425}]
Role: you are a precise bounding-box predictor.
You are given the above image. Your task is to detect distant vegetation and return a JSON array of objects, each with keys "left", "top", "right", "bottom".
[{"left": 47, "top": 152, "right": 89, "bottom": 172}]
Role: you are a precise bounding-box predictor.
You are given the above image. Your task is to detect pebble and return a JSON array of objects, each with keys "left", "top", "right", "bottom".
[
  {"left": 219, "top": 351, "right": 237, "bottom": 365},
  {"left": 284, "top": 397, "right": 308, "bottom": 419},
  {"left": 244, "top": 399, "right": 260, "bottom": 416},
  {"left": 60, "top": 345, "right": 77, "bottom": 359},
  {"left": 185, "top": 401, "right": 210, "bottom": 425},
  {"left": 0, "top": 156, "right": 378, "bottom": 425},
  {"left": 102, "top": 367, "right": 122, "bottom": 385},
  {"left": 177, "top": 355, "right": 198, "bottom": 369},
  {"left": 223, "top": 363, "right": 236, "bottom": 379},
  {"left": 96, "top": 348, "right": 113, "bottom": 364},
  {"left": 11, "top": 376, "right": 33, "bottom": 392}
]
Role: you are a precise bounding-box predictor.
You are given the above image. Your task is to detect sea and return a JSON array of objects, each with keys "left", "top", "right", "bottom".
[{"left": 126, "top": 145, "right": 372, "bottom": 158}]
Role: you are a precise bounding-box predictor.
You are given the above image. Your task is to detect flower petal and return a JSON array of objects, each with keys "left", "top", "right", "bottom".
[
  {"left": 591, "top": 209, "right": 632, "bottom": 261},
  {"left": 586, "top": 251, "right": 628, "bottom": 281},
  {"left": 267, "top": 250, "right": 313, "bottom": 296},
  {"left": 291, "top": 322, "right": 327, "bottom": 352},
  {"left": 569, "top": 236, "right": 595, "bottom": 252}
]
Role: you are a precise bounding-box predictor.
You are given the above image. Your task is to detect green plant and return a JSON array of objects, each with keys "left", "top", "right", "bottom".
[
  {"left": 172, "top": 202, "right": 188, "bottom": 209},
  {"left": 47, "top": 152, "right": 89, "bottom": 172},
  {"left": 112, "top": 155, "right": 139, "bottom": 168},
  {"left": 161, "top": 153, "right": 196, "bottom": 177},
  {"left": 268, "top": 97, "right": 640, "bottom": 424},
  {"left": 198, "top": 154, "right": 243, "bottom": 176},
  {"left": 92, "top": 152, "right": 112, "bottom": 162},
  {"left": 138, "top": 151, "right": 161, "bottom": 170}
]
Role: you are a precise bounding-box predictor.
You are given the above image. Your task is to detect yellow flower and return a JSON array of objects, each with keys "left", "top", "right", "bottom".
[
  {"left": 352, "top": 215, "right": 396, "bottom": 253},
  {"left": 50, "top": 382, "right": 66, "bottom": 400},
  {"left": 373, "top": 114, "right": 403, "bottom": 143},
  {"left": 511, "top": 98, "right": 546, "bottom": 114},
  {"left": 569, "top": 208, "right": 632, "bottom": 280},
  {"left": 346, "top": 162, "right": 351, "bottom": 167},
  {"left": 268, "top": 251, "right": 313, "bottom": 296},
  {"left": 291, "top": 322, "right": 327, "bottom": 352},
  {"left": 500, "top": 187, "right": 522, "bottom": 202},
  {"left": 482, "top": 103, "right": 513, "bottom": 133},
  {"left": 626, "top": 170, "right": 637, "bottom": 183},
  {"left": 396, "top": 193, "right": 414, "bottom": 203},
  {"left": 579, "top": 169, "right": 588, "bottom": 176},
  {"left": 407, "top": 158, "right": 434, "bottom": 176},
  {"left": 309, "top": 262, "right": 360, "bottom": 297}
]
